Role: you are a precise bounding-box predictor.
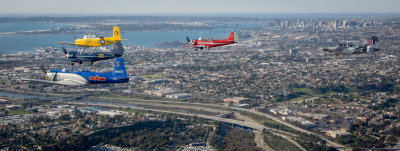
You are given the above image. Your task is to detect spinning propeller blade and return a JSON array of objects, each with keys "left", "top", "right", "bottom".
[
  {"left": 40, "top": 65, "right": 47, "bottom": 74},
  {"left": 186, "top": 36, "right": 191, "bottom": 43},
  {"left": 62, "top": 47, "right": 67, "bottom": 54}
]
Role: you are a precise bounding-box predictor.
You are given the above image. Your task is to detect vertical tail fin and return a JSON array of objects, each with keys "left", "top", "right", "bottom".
[
  {"left": 227, "top": 32, "right": 238, "bottom": 42},
  {"left": 111, "top": 42, "right": 124, "bottom": 57},
  {"left": 370, "top": 36, "right": 379, "bottom": 46},
  {"left": 113, "top": 26, "right": 122, "bottom": 41},
  {"left": 228, "top": 32, "right": 235, "bottom": 40},
  {"left": 367, "top": 36, "right": 380, "bottom": 52},
  {"left": 113, "top": 58, "right": 127, "bottom": 77}
]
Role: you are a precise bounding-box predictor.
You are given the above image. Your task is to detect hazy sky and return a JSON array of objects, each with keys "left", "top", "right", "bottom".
[{"left": 1, "top": 0, "right": 400, "bottom": 15}]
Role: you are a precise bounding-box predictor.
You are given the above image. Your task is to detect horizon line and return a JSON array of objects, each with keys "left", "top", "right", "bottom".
[{"left": 1, "top": 12, "right": 400, "bottom": 16}]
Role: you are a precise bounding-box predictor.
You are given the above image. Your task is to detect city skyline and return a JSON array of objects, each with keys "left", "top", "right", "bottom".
[{"left": 1, "top": 0, "right": 400, "bottom": 15}]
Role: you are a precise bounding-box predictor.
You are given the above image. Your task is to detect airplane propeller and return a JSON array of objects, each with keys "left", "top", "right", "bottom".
[
  {"left": 40, "top": 65, "right": 47, "bottom": 74},
  {"left": 62, "top": 47, "right": 67, "bottom": 54},
  {"left": 186, "top": 36, "right": 194, "bottom": 45},
  {"left": 62, "top": 47, "right": 77, "bottom": 59},
  {"left": 53, "top": 72, "right": 58, "bottom": 81},
  {"left": 186, "top": 36, "right": 191, "bottom": 43},
  {"left": 322, "top": 48, "right": 328, "bottom": 55},
  {"left": 62, "top": 47, "right": 69, "bottom": 58},
  {"left": 39, "top": 65, "right": 58, "bottom": 81}
]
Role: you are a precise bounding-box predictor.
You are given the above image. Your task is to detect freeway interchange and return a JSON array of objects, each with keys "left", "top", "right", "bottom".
[{"left": 66, "top": 96, "right": 345, "bottom": 150}]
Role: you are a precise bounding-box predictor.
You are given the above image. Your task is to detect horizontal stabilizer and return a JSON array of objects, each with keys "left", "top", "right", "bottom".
[{"left": 129, "top": 76, "right": 140, "bottom": 80}]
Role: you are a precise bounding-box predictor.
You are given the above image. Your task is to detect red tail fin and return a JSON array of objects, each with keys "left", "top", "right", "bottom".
[{"left": 228, "top": 32, "right": 234, "bottom": 40}]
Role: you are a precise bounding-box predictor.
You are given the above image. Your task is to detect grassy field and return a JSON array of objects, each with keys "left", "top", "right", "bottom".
[
  {"left": 238, "top": 110, "right": 279, "bottom": 125},
  {"left": 287, "top": 88, "right": 326, "bottom": 102},
  {"left": 9, "top": 110, "right": 34, "bottom": 115},
  {"left": 263, "top": 130, "right": 302, "bottom": 151}
]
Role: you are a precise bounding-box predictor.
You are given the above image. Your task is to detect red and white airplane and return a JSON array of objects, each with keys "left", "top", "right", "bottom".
[{"left": 184, "top": 32, "right": 237, "bottom": 51}]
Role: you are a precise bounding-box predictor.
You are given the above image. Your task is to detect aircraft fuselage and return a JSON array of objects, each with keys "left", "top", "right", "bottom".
[{"left": 46, "top": 71, "right": 128, "bottom": 85}]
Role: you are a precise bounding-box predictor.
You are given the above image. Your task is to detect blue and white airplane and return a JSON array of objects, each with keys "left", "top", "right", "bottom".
[
  {"left": 55, "top": 42, "right": 124, "bottom": 65},
  {"left": 23, "top": 58, "right": 136, "bottom": 86}
]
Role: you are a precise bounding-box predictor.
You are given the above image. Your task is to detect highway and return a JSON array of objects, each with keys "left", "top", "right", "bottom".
[
  {"left": 67, "top": 101, "right": 307, "bottom": 151},
  {"left": 68, "top": 98, "right": 400, "bottom": 151},
  {"left": 101, "top": 97, "right": 344, "bottom": 148},
  {"left": 92, "top": 97, "right": 347, "bottom": 148},
  {"left": 230, "top": 107, "right": 345, "bottom": 148}
]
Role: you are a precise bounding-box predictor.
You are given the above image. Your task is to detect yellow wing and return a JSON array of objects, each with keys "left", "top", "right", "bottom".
[
  {"left": 58, "top": 42, "right": 80, "bottom": 46},
  {"left": 58, "top": 42, "right": 92, "bottom": 47}
]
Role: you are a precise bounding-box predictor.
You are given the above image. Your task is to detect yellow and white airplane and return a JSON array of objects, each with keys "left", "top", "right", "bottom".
[{"left": 59, "top": 26, "right": 126, "bottom": 47}]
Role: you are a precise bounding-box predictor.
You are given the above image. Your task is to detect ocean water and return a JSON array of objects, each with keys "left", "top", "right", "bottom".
[
  {"left": 0, "top": 22, "right": 267, "bottom": 54},
  {"left": 0, "top": 33, "right": 77, "bottom": 54},
  {"left": 0, "top": 23, "right": 74, "bottom": 33}
]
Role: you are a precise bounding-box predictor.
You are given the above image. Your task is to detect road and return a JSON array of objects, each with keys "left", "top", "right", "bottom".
[
  {"left": 230, "top": 107, "right": 345, "bottom": 148},
  {"left": 103, "top": 97, "right": 344, "bottom": 148},
  {"left": 234, "top": 112, "right": 275, "bottom": 151},
  {"left": 67, "top": 101, "right": 307, "bottom": 151}
]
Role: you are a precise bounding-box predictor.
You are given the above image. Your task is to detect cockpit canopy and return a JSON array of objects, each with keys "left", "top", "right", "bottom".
[
  {"left": 198, "top": 37, "right": 213, "bottom": 41},
  {"left": 61, "top": 66, "right": 90, "bottom": 72},
  {"left": 338, "top": 42, "right": 359, "bottom": 48},
  {"left": 83, "top": 34, "right": 100, "bottom": 39}
]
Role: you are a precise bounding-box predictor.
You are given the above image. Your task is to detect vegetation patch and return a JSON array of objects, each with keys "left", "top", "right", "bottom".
[
  {"left": 296, "top": 140, "right": 337, "bottom": 151},
  {"left": 278, "top": 88, "right": 321, "bottom": 102},
  {"left": 262, "top": 129, "right": 301, "bottom": 151},
  {"left": 209, "top": 122, "right": 262, "bottom": 151},
  {"left": 8, "top": 110, "right": 34, "bottom": 115},
  {"left": 41, "top": 119, "right": 208, "bottom": 150},
  {"left": 336, "top": 134, "right": 379, "bottom": 148}
]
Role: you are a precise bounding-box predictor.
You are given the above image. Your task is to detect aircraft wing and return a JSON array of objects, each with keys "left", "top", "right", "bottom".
[
  {"left": 50, "top": 58, "right": 83, "bottom": 63},
  {"left": 182, "top": 45, "right": 203, "bottom": 48},
  {"left": 50, "top": 58, "right": 70, "bottom": 61},
  {"left": 22, "top": 79, "right": 87, "bottom": 86},
  {"left": 56, "top": 79, "right": 87, "bottom": 86},
  {"left": 58, "top": 42, "right": 80, "bottom": 46},
  {"left": 22, "top": 79, "right": 62, "bottom": 85}
]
